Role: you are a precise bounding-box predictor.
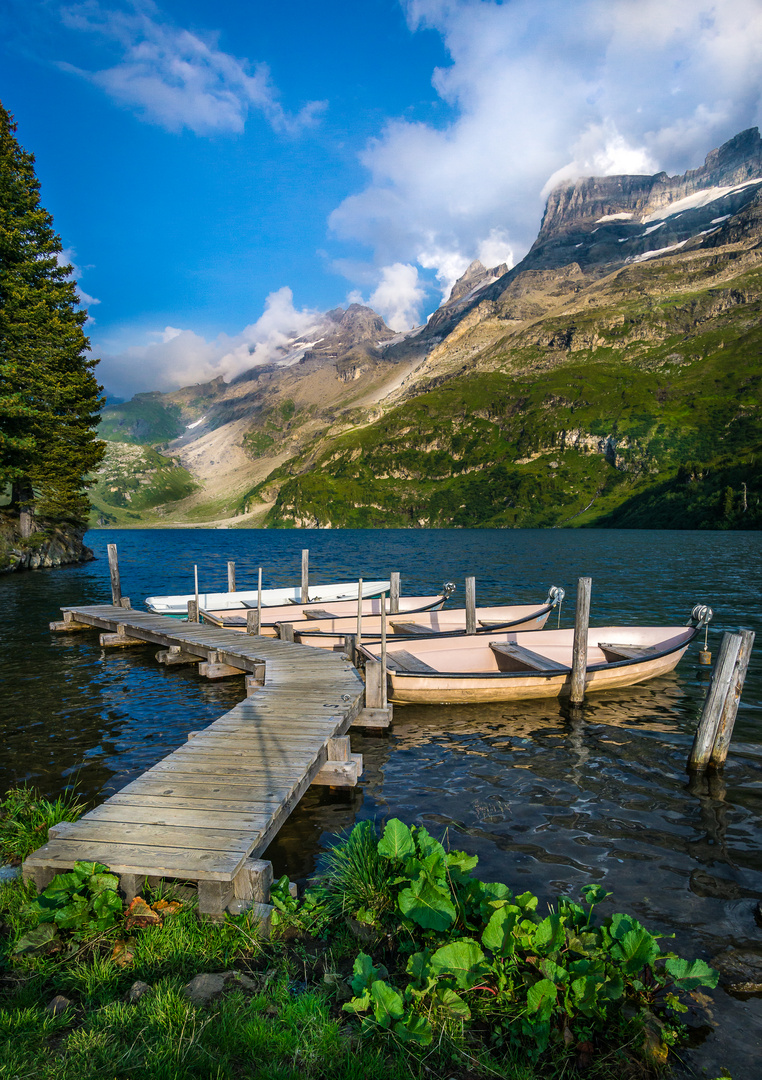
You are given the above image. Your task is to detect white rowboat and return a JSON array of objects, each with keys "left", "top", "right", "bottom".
[{"left": 145, "top": 579, "right": 391, "bottom": 616}]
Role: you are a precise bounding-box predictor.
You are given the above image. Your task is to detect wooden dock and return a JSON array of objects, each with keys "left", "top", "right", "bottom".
[{"left": 23, "top": 604, "right": 384, "bottom": 920}]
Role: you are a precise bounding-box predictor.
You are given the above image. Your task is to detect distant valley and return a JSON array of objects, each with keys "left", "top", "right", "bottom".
[{"left": 93, "top": 128, "right": 762, "bottom": 530}]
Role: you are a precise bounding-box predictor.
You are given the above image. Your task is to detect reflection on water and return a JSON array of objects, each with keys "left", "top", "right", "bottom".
[{"left": 1, "top": 528, "right": 761, "bottom": 1077}]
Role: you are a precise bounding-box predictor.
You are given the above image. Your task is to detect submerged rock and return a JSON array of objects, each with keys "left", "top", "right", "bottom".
[{"left": 710, "top": 949, "right": 762, "bottom": 993}]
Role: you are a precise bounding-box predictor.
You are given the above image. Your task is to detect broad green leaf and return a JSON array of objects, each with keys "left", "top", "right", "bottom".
[
  {"left": 608, "top": 912, "right": 641, "bottom": 941},
  {"left": 343, "top": 991, "right": 371, "bottom": 1014},
  {"left": 54, "top": 897, "right": 89, "bottom": 930},
  {"left": 399, "top": 881, "right": 456, "bottom": 931},
  {"left": 13, "top": 922, "right": 59, "bottom": 955},
  {"left": 526, "top": 978, "right": 557, "bottom": 1022},
  {"left": 413, "top": 826, "right": 445, "bottom": 862},
  {"left": 92, "top": 890, "right": 122, "bottom": 920},
  {"left": 514, "top": 891, "right": 538, "bottom": 912},
  {"left": 482, "top": 906, "right": 517, "bottom": 956},
  {"left": 393, "top": 1015, "right": 433, "bottom": 1045},
  {"left": 435, "top": 987, "right": 471, "bottom": 1020},
  {"left": 44, "top": 872, "right": 82, "bottom": 895},
  {"left": 378, "top": 818, "right": 415, "bottom": 860},
  {"left": 370, "top": 980, "right": 405, "bottom": 1028},
  {"left": 611, "top": 927, "right": 661, "bottom": 974},
  {"left": 580, "top": 884, "right": 610, "bottom": 907},
  {"left": 539, "top": 958, "right": 569, "bottom": 984},
  {"left": 73, "top": 861, "right": 110, "bottom": 879},
  {"left": 430, "top": 939, "right": 487, "bottom": 989},
  {"left": 446, "top": 849, "right": 479, "bottom": 873},
  {"left": 534, "top": 914, "right": 565, "bottom": 953},
  {"left": 350, "top": 952, "right": 387, "bottom": 995},
  {"left": 88, "top": 873, "right": 120, "bottom": 895},
  {"left": 664, "top": 957, "right": 719, "bottom": 991},
  {"left": 570, "top": 974, "right": 603, "bottom": 1014},
  {"left": 406, "top": 950, "right": 434, "bottom": 989}
]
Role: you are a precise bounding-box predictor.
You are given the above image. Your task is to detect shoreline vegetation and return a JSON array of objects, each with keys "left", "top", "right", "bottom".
[{"left": 0, "top": 789, "right": 721, "bottom": 1079}]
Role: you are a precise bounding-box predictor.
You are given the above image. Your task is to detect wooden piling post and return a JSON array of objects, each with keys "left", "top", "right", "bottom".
[
  {"left": 107, "top": 544, "right": 121, "bottom": 605},
  {"left": 569, "top": 577, "right": 592, "bottom": 705},
  {"left": 709, "top": 629, "right": 755, "bottom": 769},
  {"left": 390, "top": 573, "right": 400, "bottom": 615},
  {"left": 380, "top": 592, "right": 388, "bottom": 708},
  {"left": 279, "top": 622, "right": 295, "bottom": 642},
  {"left": 227, "top": 561, "right": 236, "bottom": 593},
  {"left": 356, "top": 579, "right": 363, "bottom": 651},
  {"left": 301, "top": 549, "right": 309, "bottom": 603},
  {"left": 688, "top": 630, "right": 746, "bottom": 771},
  {"left": 465, "top": 577, "right": 476, "bottom": 635},
  {"left": 194, "top": 565, "right": 199, "bottom": 618},
  {"left": 343, "top": 633, "right": 357, "bottom": 665},
  {"left": 187, "top": 599, "right": 199, "bottom": 623},
  {"left": 365, "top": 660, "right": 384, "bottom": 708},
  {"left": 246, "top": 609, "right": 259, "bottom": 635}
]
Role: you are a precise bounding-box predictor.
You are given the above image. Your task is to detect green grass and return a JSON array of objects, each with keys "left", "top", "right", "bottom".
[
  {"left": 0, "top": 787, "right": 87, "bottom": 865},
  {"left": 99, "top": 395, "right": 186, "bottom": 445}
]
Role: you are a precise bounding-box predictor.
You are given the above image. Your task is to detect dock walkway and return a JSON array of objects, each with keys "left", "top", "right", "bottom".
[{"left": 23, "top": 604, "right": 367, "bottom": 918}]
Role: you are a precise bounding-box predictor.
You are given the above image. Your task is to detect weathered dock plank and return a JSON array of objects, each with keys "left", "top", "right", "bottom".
[{"left": 25, "top": 603, "right": 369, "bottom": 917}]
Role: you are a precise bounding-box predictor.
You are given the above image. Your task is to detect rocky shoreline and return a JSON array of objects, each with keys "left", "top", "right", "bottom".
[{"left": 0, "top": 518, "right": 94, "bottom": 574}]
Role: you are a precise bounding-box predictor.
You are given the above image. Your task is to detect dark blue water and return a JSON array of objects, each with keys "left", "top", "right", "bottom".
[{"left": 1, "top": 528, "right": 761, "bottom": 1076}]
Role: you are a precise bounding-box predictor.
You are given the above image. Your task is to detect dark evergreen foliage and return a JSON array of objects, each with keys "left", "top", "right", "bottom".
[{"left": 0, "top": 101, "right": 104, "bottom": 526}]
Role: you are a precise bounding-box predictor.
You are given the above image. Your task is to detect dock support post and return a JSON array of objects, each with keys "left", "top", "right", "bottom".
[
  {"left": 245, "top": 662, "right": 266, "bottom": 694},
  {"left": 710, "top": 629, "right": 755, "bottom": 768},
  {"left": 187, "top": 599, "right": 199, "bottom": 623},
  {"left": 380, "top": 592, "right": 388, "bottom": 708},
  {"left": 365, "top": 660, "right": 384, "bottom": 708},
  {"left": 108, "top": 544, "right": 122, "bottom": 605},
  {"left": 246, "top": 609, "right": 260, "bottom": 635},
  {"left": 688, "top": 630, "right": 751, "bottom": 771},
  {"left": 465, "top": 576, "right": 476, "bottom": 635},
  {"left": 343, "top": 633, "right": 357, "bottom": 665},
  {"left": 227, "top": 561, "right": 236, "bottom": 593},
  {"left": 100, "top": 624, "right": 145, "bottom": 648},
  {"left": 50, "top": 610, "right": 90, "bottom": 632},
  {"left": 569, "top": 577, "right": 592, "bottom": 705},
  {"left": 301, "top": 549, "right": 309, "bottom": 603},
  {"left": 278, "top": 622, "right": 295, "bottom": 642},
  {"left": 390, "top": 573, "right": 400, "bottom": 615}
]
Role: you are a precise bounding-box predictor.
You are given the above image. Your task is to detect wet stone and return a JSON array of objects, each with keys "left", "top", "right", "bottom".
[
  {"left": 46, "top": 995, "right": 72, "bottom": 1016},
  {"left": 710, "top": 949, "right": 762, "bottom": 993},
  {"left": 690, "top": 870, "right": 758, "bottom": 901}
]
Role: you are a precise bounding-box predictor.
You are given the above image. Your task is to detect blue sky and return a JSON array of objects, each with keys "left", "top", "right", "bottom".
[{"left": 3, "top": 0, "right": 762, "bottom": 397}]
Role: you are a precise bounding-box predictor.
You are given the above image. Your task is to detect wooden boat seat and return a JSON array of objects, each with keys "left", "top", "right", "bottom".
[
  {"left": 384, "top": 650, "right": 439, "bottom": 673},
  {"left": 598, "top": 642, "right": 659, "bottom": 660},
  {"left": 302, "top": 609, "right": 339, "bottom": 620},
  {"left": 200, "top": 609, "right": 246, "bottom": 628},
  {"left": 490, "top": 642, "right": 570, "bottom": 672},
  {"left": 389, "top": 621, "right": 433, "bottom": 635},
  {"left": 479, "top": 619, "right": 508, "bottom": 627}
]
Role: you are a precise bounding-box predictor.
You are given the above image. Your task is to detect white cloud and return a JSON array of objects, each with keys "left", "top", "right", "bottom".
[
  {"left": 60, "top": 0, "right": 325, "bottom": 135},
  {"left": 331, "top": 0, "right": 762, "bottom": 287},
  {"left": 96, "top": 286, "right": 321, "bottom": 397},
  {"left": 57, "top": 247, "right": 101, "bottom": 315},
  {"left": 351, "top": 263, "right": 425, "bottom": 331}
]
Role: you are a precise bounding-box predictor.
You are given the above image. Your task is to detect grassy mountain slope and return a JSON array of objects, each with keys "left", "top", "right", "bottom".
[
  {"left": 249, "top": 249, "right": 762, "bottom": 530},
  {"left": 89, "top": 443, "right": 198, "bottom": 526}
]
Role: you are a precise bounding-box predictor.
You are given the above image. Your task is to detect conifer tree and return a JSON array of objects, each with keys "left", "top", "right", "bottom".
[{"left": 0, "top": 100, "right": 104, "bottom": 530}]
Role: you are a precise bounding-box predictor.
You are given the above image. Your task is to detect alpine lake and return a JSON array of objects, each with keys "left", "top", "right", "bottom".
[{"left": 1, "top": 527, "right": 761, "bottom": 1078}]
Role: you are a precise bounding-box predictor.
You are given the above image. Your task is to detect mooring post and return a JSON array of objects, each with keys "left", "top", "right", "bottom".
[
  {"left": 227, "top": 561, "right": 236, "bottom": 593},
  {"left": 465, "top": 576, "right": 477, "bottom": 635},
  {"left": 390, "top": 572, "right": 400, "bottom": 615},
  {"left": 688, "top": 630, "right": 744, "bottom": 771},
  {"left": 279, "top": 622, "right": 295, "bottom": 643},
  {"left": 194, "top": 564, "right": 200, "bottom": 618},
  {"left": 257, "top": 567, "right": 262, "bottom": 633},
  {"left": 709, "top": 629, "right": 755, "bottom": 769},
  {"left": 357, "top": 578, "right": 363, "bottom": 652},
  {"left": 246, "top": 609, "right": 259, "bottom": 635},
  {"left": 380, "top": 592, "right": 388, "bottom": 708},
  {"left": 187, "top": 599, "right": 199, "bottom": 623},
  {"left": 301, "top": 549, "right": 309, "bottom": 603},
  {"left": 569, "top": 577, "right": 592, "bottom": 705},
  {"left": 107, "top": 543, "right": 122, "bottom": 605},
  {"left": 344, "top": 633, "right": 357, "bottom": 665}
]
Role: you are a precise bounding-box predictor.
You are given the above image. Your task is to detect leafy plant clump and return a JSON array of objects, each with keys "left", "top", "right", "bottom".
[
  {"left": 273, "top": 818, "right": 718, "bottom": 1070},
  {"left": 15, "top": 861, "right": 123, "bottom": 954},
  {"left": 0, "top": 786, "right": 86, "bottom": 865}
]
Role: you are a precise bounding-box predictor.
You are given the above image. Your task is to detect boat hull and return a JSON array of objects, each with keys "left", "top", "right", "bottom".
[
  {"left": 360, "top": 625, "right": 697, "bottom": 704},
  {"left": 201, "top": 595, "right": 446, "bottom": 635},
  {"left": 146, "top": 580, "right": 390, "bottom": 616}
]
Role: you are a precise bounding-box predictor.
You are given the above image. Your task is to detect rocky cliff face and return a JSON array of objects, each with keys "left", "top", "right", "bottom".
[{"left": 0, "top": 519, "right": 94, "bottom": 573}]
